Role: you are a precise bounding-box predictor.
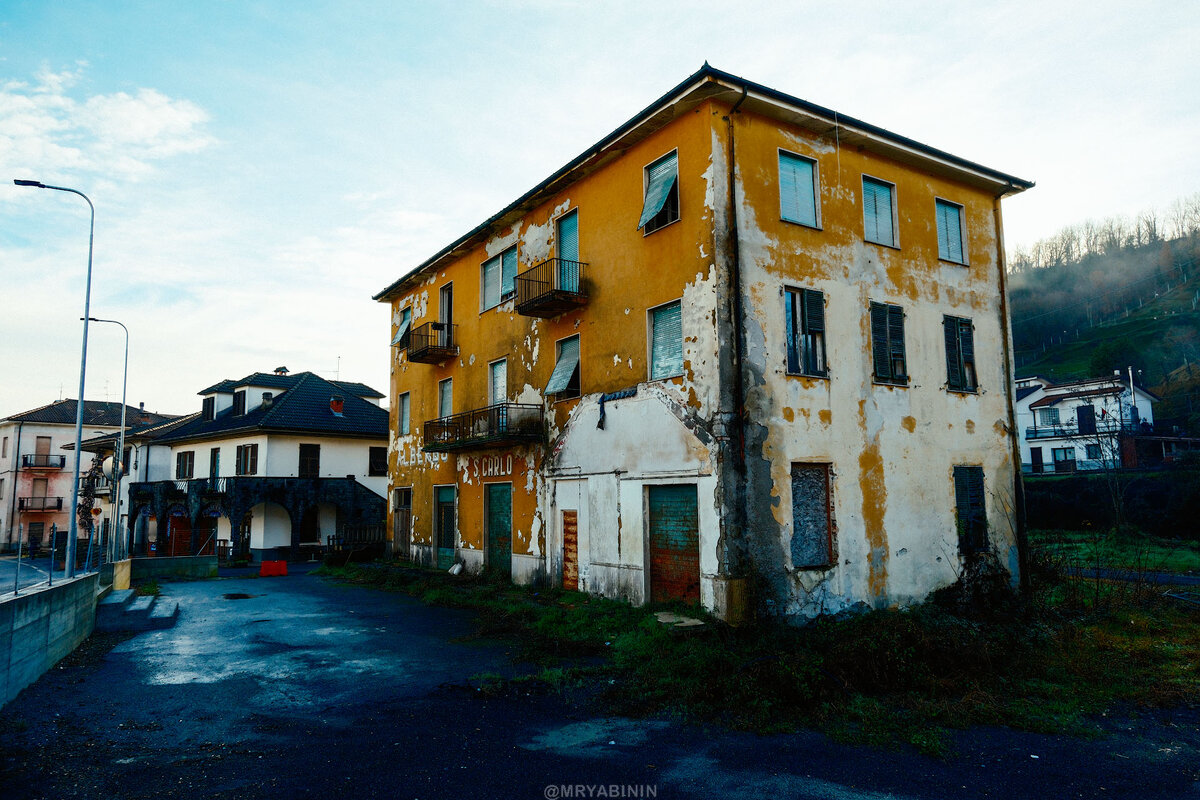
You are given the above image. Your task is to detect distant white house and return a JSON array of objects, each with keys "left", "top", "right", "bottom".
[{"left": 1015, "top": 375, "right": 1157, "bottom": 473}]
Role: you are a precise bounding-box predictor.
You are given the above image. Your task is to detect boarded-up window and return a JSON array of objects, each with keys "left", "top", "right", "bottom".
[
  {"left": 785, "top": 287, "right": 827, "bottom": 376},
  {"left": 953, "top": 465, "right": 987, "bottom": 554},
  {"left": 791, "top": 463, "right": 834, "bottom": 569},
  {"left": 870, "top": 302, "right": 908, "bottom": 384},
  {"left": 943, "top": 315, "right": 977, "bottom": 392}
]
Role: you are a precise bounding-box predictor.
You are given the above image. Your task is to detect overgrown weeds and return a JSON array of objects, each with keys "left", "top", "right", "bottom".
[{"left": 319, "top": 559, "right": 1200, "bottom": 755}]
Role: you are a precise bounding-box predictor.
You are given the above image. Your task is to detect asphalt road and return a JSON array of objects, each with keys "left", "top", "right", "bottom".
[
  {"left": 0, "top": 553, "right": 58, "bottom": 592},
  {"left": 2, "top": 568, "right": 1199, "bottom": 799}
]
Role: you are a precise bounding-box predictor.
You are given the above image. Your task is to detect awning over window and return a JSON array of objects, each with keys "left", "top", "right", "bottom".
[
  {"left": 637, "top": 153, "right": 678, "bottom": 229},
  {"left": 391, "top": 318, "right": 411, "bottom": 346},
  {"left": 545, "top": 337, "right": 580, "bottom": 394}
]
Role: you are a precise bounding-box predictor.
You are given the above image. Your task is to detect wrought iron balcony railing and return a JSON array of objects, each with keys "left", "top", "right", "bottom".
[
  {"left": 423, "top": 403, "right": 543, "bottom": 452},
  {"left": 515, "top": 258, "right": 588, "bottom": 318},
  {"left": 407, "top": 321, "right": 459, "bottom": 363},
  {"left": 22, "top": 454, "right": 66, "bottom": 469},
  {"left": 19, "top": 496, "right": 63, "bottom": 511}
]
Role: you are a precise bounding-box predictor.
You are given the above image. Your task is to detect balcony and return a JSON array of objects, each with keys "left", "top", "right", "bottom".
[
  {"left": 407, "top": 321, "right": 459, "bottom": 363},
  {"left": 22, "top": 454, "right": 66, "bottom": 469},
  {"left": 423, "top": 403, "right": 543, "bottom": 453},
  {"left": 1025, "top": 420, "right": 1139, "bottom": 440},
  {"left": 19, "top": 496, "right": 63, "bottom": 511},
  {"left": 515, "top": 258, "right": 588, "bottom": 318}
]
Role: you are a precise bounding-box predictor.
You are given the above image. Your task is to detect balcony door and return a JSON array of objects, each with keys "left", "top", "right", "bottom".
[
  {"left": 439, "top": 283, "right": 453, "bottom": 348},
  {"left": 32, "top": 477, "right": 47, "bottom": 509},
  {"left": 35, "top": 436, "right": 51, "bottom": 465},
  {"left": 556, "top": 209, "right": 579, "bottom": 292}
]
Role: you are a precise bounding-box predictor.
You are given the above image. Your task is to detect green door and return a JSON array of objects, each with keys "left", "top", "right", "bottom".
[
  {"left": 436, "top": 486, "right": 456, "bottom": 570},
  {"left": 486, "top": 483, "right": 512, "bottom": 577}
]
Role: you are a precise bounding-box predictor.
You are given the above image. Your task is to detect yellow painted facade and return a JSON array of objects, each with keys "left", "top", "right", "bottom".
[{"left": 376, "top": 66, "right": 1032, "bottom": 620}]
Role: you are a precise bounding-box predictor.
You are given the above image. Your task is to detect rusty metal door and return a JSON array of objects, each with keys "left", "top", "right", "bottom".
[
  {"left": 648, "top": 485, "right": 700, "bottom": 604},
  {"left": 561, "top": 510, "right": 578, "bottom": 590}
]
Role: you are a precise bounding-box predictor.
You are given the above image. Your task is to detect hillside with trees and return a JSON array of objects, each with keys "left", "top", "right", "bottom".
[{"left": 1009, "top": 193, "right": 1200, "bottom": 433}]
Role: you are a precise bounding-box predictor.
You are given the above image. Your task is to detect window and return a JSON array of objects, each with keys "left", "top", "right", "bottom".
[
  {"left": 232, "top": 390, "right": 246, "bottom": 416},
  {"left": 649, "top": 300, "right": 684, "bottom": 380},
  {"left": 438, "top": 378, "right": 453, "bottom": 419},
  {"left": 397, "top": 392, "right": 410, "bottom": 435},
  {"left": 1, "top": 436, "right": 7, "bottom": 458},
  {"left": 1038, "top": 408, "right": 1061, "bottom": 427},
  {"left": 175, "top": 451, "right": 195, "bottom": 480},
  {"left": 489, "top": 359, "right": 507, "bottom": 405},
  {"left": 943, "top": 315, "right": 977, "bottom": 392},
  {"left": 638, "top": 151, "right": 679, "bottom": 234},
  {"left": 0, "top": 478, "right": 5, "bottom": 500},
  {"left": 546, "top": 335, "right": 581, "bottom": 400},
  {"left": 481, "top": 247, "right": 518, "bottom": 310},
  {"left": 557, "top": 209, "right": 579, "bottom": 263},
  {"left": 1085, "top": 444, "right": 1102, "bottom": 460},
  {"left": 202, "top": 397, "right": 215, "bottom": 421},
  {"left": 298, "top": 444, "right": 320, "bottom": 478},
  {"left": 869, "top": 302, "right": 907, "bottom": 385},
  {"left": 862, "top": 176, "right": 896, "bottom": 246},
  {"left": 392, "top": 306, "right": 412, "bottom": 348},
  {"left": 235, "top": 444, "right": 259, "bottom": 476},
  {"left": 791, "top": 463, "right": 834, "bottom": 569},
  {"left": 1077, "top": 404, "right": 1097, "bottom": 435},
  {"left": 953, "top": 465, "right": 987, "bottom": 554},
  {"left": 785, "top": 288, "right": 827, "bottom": 377},
  {"left": 368, "top": 446, "right": 388, "bottom": 477},
  {"left": 936, "top": 199, "right": 966, "bottom": 264},
  {"left": 779, "top": 151, "right": 819, "bottom": 227}
]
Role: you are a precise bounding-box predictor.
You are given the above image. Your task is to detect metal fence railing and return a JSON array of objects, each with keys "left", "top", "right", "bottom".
[{"left": 7, "top": 521, "right": 114, "bottom": 596}]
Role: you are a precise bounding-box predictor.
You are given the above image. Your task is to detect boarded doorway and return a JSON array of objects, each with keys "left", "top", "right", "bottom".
[
  {"left": 561, "top": 510, "right": 579, "bottom": 590},
  {"left": 648, "top": 485, "right": 699, "bottom": 604},
  {"left": 393, "top": 487, "right": 412, "bottom": 557},
  {"left": 485, "top": 483, "right": 512, "bottom": 576}
]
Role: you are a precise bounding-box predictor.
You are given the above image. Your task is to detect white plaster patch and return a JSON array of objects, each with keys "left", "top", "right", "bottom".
[{"left": 520, "top": 199, "right": 570, "bottom": 264}]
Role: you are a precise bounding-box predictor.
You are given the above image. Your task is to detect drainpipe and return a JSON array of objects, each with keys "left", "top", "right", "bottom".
[{"left": 993, "top": 189, "right": 1030, "bottom": 594}]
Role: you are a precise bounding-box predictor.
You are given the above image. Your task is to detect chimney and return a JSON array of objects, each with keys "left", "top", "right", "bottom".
[
  {"left": 330, "top": 395, "right": 345, "bottom": 416},
  {"left": 138, "top": 401, "right": 150, "bottom": 424},
  {"left": 274, "top": 366, "right": 290, "bottom": 376}
]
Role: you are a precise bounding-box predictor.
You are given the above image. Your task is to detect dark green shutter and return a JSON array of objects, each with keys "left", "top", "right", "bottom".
[
  {"left": 953, "top": 466, "right": 986, "bottom": 552},
  {"left": 870, "top": 302, "right": 890, "bottom": 380},
  {"left": 944, "top": 316, "right": 963, "bottom": 388},
  {"left": 803, "top": 289, "right": 825, "bottom": 333},
  {"left": 887, "top": 304, "right": 906, "bottom": 379}
]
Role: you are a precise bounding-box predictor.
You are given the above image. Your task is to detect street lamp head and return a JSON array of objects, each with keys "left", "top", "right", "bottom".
[{"left": 14, "top": 179, "right": 46, "bottom": 188}]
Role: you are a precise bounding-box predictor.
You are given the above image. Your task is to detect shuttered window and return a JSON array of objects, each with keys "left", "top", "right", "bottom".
[
  {"left": 869, "top": 302, "right": 908, "bottom": 384},
  {"left": 481, "top": 246, "right": 518, "bottom": 310},
  {"left": 943, "top": 315, "right": 977, "bottom": 392},
  {"left": 557, "top": 210, "right": 579, "bottom": 263},
  {"left": 489, "top": 359, "right": 507, "bottom": 405},
  {"left": 235, "top": 444, "right": 258, "bottom": 476},
  {"left": 639, "top": 151, "right": 679, "bottom": 233},
  {"left": 779, "top": 151, "right": 818, "bottom": 227},
  {"left": 936, "top": 199, "right": 966, "bottom": 264},
  {"left": 392, "top": 307, "right": 412, "bottom": 347},
  {"left": 785, "top": 287, "right": 827, "bottom": 377},
  {"left": 862, "top": 176, "right": 896, "bottom": 246},
  {"left": 953, "top": 465, "right": 987, "bottom": 554},
  {"left": 438, "top": 378, "right": 453, "bottom": 419},
  {"left": 545, "top": 335, "right": 581, "bottom": 398},
  {"left": 175, "top": 451, "right": 194, "bottom": 480},
  {"left": 397, "top": 392, "right": 410, "bottom": 435},
  {"left": 650, "top": 301, "right": 684, "bottom": 380}
]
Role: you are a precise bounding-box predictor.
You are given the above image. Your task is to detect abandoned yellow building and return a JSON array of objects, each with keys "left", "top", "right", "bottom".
[{"left": 373, "top": 65, "right": 1033, "bottom": 621}]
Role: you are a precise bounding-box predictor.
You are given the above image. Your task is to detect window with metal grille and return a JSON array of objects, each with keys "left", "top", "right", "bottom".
[
  {"left": 862, "top": 176, "right": 896, "bottom": 246},
  {"left": 936, "top": 199, "right": 966, "bottom": 264},
  {"left": 785, "top": 287, "right": 827, "bottom": 377},
  {"left": 481, "top": 247, "right": 518, "bottom": 310},
  {"left": 649, "top": 300, "right": 684, "bottom": 380},
  {"left": 779, "top": 151, "right": 819, "bottom": 228},
  {"left": 869, "top": 301, "right": 908, "bottom": 385},
  {"left": 953, "top": 465, "right": 987, "bottom": 554},
  {"left": 943, "top": 315, "right": 977, "bottom": 392},
  {"left": 639, "top": 151, "right": 679, "bottom": 234}
]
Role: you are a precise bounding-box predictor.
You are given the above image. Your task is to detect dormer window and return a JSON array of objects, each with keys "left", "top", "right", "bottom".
[
  {"left": 233, "top": 391, "right": 246, "bottom": 416},
  {"left": 202, "top": 397, "right": 215, "bottom": 421}
]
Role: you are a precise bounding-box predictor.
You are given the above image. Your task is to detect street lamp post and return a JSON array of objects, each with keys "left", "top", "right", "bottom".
[
  {"left": 86, "top": 317, "right": 128, "bottom": 561},
  {"left": 15, "top": 179, "right": 95, "bottom": 578}
]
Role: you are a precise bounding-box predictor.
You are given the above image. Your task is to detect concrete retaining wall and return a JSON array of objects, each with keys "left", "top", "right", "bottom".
[
  {"left": 1, "top": 574, "right": 99, "bottom": 708},
  {"left": 131, "top": 555, "right": 217, "bottom": 582}
]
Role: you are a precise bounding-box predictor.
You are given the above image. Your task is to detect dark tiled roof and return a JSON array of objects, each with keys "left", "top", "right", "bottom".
[
  {"left": 333, "top": 380, "right": 385, "bottom": 399},
  {"left": 75, "top": 412, "right": 203, "bottom": 450},
  {"left": 198, "top": 379, "right": 239, "bottom": 395},
  {"left": 4, "top": 400, "right": 175, "bottom": 427},
  {"left": 1015, "top": 386, "right": 1040, "bottom": 402},
  {"left": 157, "top": 373, "right": 387, "bottom": 444},
  {"left": 198, "top": 372, "right": 384, "bottom": 399}
]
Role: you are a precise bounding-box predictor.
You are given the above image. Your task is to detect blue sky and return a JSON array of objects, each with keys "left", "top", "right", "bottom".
[{"left": 1, "top": 0, "right": 1197, "bottom": 418}]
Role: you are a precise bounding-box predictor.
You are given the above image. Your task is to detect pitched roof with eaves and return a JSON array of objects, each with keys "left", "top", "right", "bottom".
[
  {"left": 75, "top": 413, "right": 203, "bottom": 450},
  {"left": 198, "top": 372, "right": 385, "bottom": 399},
  {"left": 3, "top": 399, "right": 176, "bottom": 427},
  {"left": 158, "top": 373, "right": 387, "bottom": 445}
]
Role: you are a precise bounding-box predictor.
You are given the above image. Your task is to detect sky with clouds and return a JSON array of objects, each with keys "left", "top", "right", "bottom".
[{"left": 1, "top": 0, "right": 1196, "bottom": 419}]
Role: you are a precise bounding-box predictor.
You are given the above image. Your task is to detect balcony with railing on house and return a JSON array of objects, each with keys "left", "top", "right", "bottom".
[
  {"left": 18, "top": 496, "right": 63, "bottom": 511},
  {"left": 22, "top": 453, "right": 66, "bottom": 469},
  {"left": 406, "top": 321, "right": 459, "bottom": 363},
  {"left": 423, "top": 403, "right": 543, "bottom": 452},
  {"left": 1024, "top": 420, "right": 1142, "bottom": 440},
  {"left": 515, "top": 258, "right": 588, "bottom": 318}
]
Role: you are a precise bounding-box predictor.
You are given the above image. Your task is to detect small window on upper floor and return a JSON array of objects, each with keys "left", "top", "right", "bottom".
[
  {"left": 649, "top": 300, "right": 684, "bottom": 380},
  {"left": 862, "top": 176, "right": 897, "bottom": 247},
  {"left": 202, "top": 397, "right": 215, "bottom": 421},
  {"left": 936, "top": 199, "right": 967, "bottom": 264},
  {"left": 638, "top": 151, "right": 679, "bottom": 234},
  {"left": 869, "top": 301, "right": 908, "bottom": 385},
  {"left": 392, "top": 306, "right": 412, "bottom": 349},
  {"left": 438, "top": 378, "right": 453, "bottom": 419},
  {"left": 396, "top": 392, "right": 410, "bottom": 436},
  {"left": 785, "top": 287, "right": 827, "bottom": 377},
  {"left": 943, "top": 315, "right": 977, "bottom": 392},
  {"left": 368, "top": 446, "right": 388, "bottom": 477},
  {"left": 779, "top": 151, "right": 819, "bottom": 228},
  {"left": 481, "top": 247, "right": 518, "bottom": 311},
  {"left": 232, "top": 390, "right": 246, "bottom": 416},
  {"left": 546, "top": 335, "right": 581, "bottom": 400}
]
